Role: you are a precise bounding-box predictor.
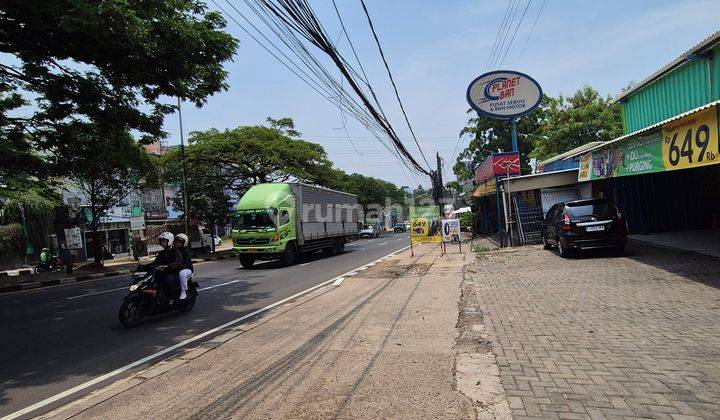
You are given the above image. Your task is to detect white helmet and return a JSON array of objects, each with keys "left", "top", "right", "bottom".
[
  {"left": 158, "top": 232, "right": 174, "bottom": 246},
  {"left": 175, "top": 233, "right": 189, "bottom": 247}
]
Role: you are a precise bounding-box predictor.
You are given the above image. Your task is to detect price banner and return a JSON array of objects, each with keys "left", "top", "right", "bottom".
[
  {"left": 662, "top": 106, "right": 719, "bottom": 171},
  {"left": 409, "top": 206, "right": 441, "bottom": 244},
  {"left": 578, "top": 105, "right": 720, "bottom": 182},
  {"left": 441, "top": 219, "right": 461, "bottom": 243}
]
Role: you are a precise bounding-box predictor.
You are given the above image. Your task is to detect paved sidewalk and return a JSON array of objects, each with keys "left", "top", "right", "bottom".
[
  {"left": 465, "top": 242, "right": 720, "bottom": 419},
  {"left": 42, "top": 243, "right": 476, "bottom": 419}
]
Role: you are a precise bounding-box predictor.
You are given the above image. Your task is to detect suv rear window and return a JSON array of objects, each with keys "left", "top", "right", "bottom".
[{"left": 566, "top": 201, "right": 618, "bottom": 220}]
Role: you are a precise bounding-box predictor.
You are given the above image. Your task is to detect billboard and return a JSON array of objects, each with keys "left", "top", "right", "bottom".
[
  {"left": 409, "top": 206, "right": 441, "bottom": 244},
  {"left": 475, "top": 152, "right": 521, "bottom": 184},
  {"left": 441, "top": 219, "right": 461, "bottom": 243},
  {"left": 467, "top": 71, "right": 543, "bottom": 120},
  {"left": 578, "top": 105, "right": 720, "bottom": 181}
]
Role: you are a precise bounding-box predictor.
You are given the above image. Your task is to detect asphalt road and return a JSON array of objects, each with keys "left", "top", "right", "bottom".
[{"left": 0, "top": 234, "right": 409, "bottom": 418}]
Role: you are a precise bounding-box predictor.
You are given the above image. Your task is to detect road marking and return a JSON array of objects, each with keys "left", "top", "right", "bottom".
[
  {"left": 65, "top": 287, "right": 128, "bottom": 300},
  {"left": 298, "top": 262, "right": 311, "bottom": 266},
  {"left": 3, "top": 244, "right": 411, "bottom": 420},
  {"left": 378, "top": 242, "right": 388, "bottom": 245},
  {"left": 331, "top": 277, "right": 345, "bottom": 286},
  {"left": 199, "top": 280, "right": 242, "bottom": 291},
  {"left": 65, "top": 278, "right": 243, "bottom": 300}
]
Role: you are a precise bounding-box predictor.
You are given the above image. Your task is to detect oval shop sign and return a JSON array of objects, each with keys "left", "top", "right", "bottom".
[{"left": 466, "top": 70, "right": 542, "bottom": 120}]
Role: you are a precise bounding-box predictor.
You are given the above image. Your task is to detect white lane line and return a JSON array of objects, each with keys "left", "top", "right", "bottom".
[
  {"left": 65, "top": 287, "right": 128, "bottom": 300},
  {"left": 298, "top": 262, "right": 311, "bottom": 266},
  {"left": 331, "top": 277, "right": 345, "bottom": 286},
  {"left": 199, "top": 280, "right": 242, "bottom": 291},
  {"left": 65, "top": 278, "right": 244, "bottom": 300},
  {"left": 378, "top": 242, "right": 388, "bottom": 245},
  {"left": 4, "top": 244, "right": 411, "bottom": 420}
]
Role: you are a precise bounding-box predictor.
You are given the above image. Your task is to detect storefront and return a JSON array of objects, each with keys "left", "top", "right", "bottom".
[
  {"left": 471, "top": 152, "right": 521, "bottom": 244},
  {"left": 499, "top": 168, "right": 583, "bottom": 245},
  {"left": 578, "top": 101, "right": 720, "bottom": 235},
  {"left": 575, "top": 31, "right": 720, "bottom": 251},
  {"left": 82, "top": 217, "right": 131, "bottom": 260}
]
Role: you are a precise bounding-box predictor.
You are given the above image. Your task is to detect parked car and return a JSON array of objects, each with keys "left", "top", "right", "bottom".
[
  {"left": 359, "top": 223, "right": 382, "bottom": 239},
  {"left": 540, "top": 198, "right": 627, "bottom": 258},
  {"left": 393, "top": 222, "right": 406, "bottom": 233}
]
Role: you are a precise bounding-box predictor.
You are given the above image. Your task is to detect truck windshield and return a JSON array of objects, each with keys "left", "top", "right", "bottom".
[{"left": 235, "top": 209, "right": 276, "bottom": 230}]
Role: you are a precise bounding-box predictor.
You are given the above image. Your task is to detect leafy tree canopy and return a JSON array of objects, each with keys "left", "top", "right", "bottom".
[
  {"left": 532, "top": 86, "right": 622, "bottom": 161},
  {"left": 454, "top": 86, "right": 622, "bottom": 180},
  {"left": 0, "top": 0, "right": 238, "bottom": 148},
  {"left": 61, "top": 128, "right": 159, "bottom": 263}
]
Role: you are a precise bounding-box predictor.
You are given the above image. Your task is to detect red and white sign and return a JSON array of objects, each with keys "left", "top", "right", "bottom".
[
  {"left": 475, "top": 152, "right": 521, "bottom": 184},
  {"left": 467, "top": 71, "right": 542, "bottom": 120}
]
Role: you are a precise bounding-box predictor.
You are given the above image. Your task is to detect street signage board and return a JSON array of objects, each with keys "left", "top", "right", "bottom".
[
  {"left": 441, "top": 219, "right": 461, "bottom": 243},
  {"left": 409, "top": 206, "right": 441, "bottom": 244},
  {"left": 64, "top": 227, "right": 83, "bottom": 249},
  {"left": 475, "top": 152, "right": 521, "bottom": 183},
  {"left": 130, "top": 216, "right": 146, "bottom": 231},
  {"left": 466, "top": 70, "right": 542, "bottom": 120},
  {"left": 578, "top": 105, "right": 720, "bottom": 181}
]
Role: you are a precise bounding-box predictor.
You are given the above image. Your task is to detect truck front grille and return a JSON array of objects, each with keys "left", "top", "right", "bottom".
[{"left": 235, "top": 238, "right": 271, "bottom": 245}]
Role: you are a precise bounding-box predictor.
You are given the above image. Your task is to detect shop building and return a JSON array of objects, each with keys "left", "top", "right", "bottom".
[{"left": 576, "top": 31, "right": 720, "bottom": 253}]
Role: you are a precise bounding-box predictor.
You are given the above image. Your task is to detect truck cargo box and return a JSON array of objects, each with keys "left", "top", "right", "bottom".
[{"left": 289, "top": 183, "right": 359, "bottom": 245}]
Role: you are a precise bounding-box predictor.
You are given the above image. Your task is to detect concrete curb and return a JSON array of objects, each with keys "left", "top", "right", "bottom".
[{"left": 0, "top": 270, "right": 133, "bottom": 295}]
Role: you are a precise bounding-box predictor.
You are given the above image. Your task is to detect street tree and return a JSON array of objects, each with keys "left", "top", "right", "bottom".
[
  {"left": 161, "top": 123, "right": 334, "bottom": 227},
  {"left": 0, "top": 84, "right": 48, "bottom": 196},
  {"left": 0, "top": 0, "right": 238, "bottom": 161},
  {"left": 0, "top": 191, "right": 57, "bottom": 261},
  {"left": 532, "top": 86, "right": 622, "bottom": 161},
  {"left": 61, "top": 129, "right": 159, "bottom": 264},
  {"left": 454, "top": 96, "right": 548, "bottom": 179},
  {"left": 182, "top": 125, "right": 333, "bottom": 189},
  {"left": 266, "top": 117, "right": 302, "bottom": 137}
]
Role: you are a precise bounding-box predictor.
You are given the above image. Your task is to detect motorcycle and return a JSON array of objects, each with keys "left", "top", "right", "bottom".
[
  {"left": 33, "top": 255, "right": 64, "bottom": 273},
  {"left": 118, "top": 264, "right": 199, "bottom": 328}
]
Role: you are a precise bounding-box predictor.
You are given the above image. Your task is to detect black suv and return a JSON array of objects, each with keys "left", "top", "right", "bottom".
[{"left": 541, "top": 198, "right": 627, "bottom": 257}]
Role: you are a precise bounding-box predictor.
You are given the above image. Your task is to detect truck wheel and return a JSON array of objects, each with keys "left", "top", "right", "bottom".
[
  {"left": 239, "top": 256, "right": 255, "bottom": 269},
  {"left": 280, "top": 242, "right": 296, "bottom": 266},
  {"left": 323, "top": 243, "right": 337, "bottom": 256}
]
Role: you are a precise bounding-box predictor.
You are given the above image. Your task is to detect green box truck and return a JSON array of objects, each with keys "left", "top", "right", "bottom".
[{"left": 232, "top": 183, "right": 360, "bottom": 268}]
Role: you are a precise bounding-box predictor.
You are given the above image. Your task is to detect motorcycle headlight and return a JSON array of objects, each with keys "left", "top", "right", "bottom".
[{"left": 129, "top": 284, "right": 139, "bottom": 292}]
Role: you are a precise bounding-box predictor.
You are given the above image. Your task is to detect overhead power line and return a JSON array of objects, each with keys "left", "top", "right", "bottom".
[
  {"left": 214, "top": 0, "right": 432, "bottom": 176},
  {"left": 484, "top": 0, "right": 515, "bottom": 74},
  {"left": 497, "top": 0, "right": 533, "bottom": 68},
  {"left": 515, "top": 0, "right": 546, "bottom": 66},
  {"left": 358, "top": 0, "right": 432, "bottom": 170}
]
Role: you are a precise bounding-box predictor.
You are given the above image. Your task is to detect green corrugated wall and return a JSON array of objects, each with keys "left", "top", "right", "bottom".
[{"left": 621, "top": 45, "right": 720, "bottom": 134}]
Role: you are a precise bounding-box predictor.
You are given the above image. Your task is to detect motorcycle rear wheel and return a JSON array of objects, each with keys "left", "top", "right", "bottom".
[
  {"left": 179, "top": 292, "right": 196, "bottom": 312},
  {"left": 119, "top": 296, "right": 145, "bottom": 328}
]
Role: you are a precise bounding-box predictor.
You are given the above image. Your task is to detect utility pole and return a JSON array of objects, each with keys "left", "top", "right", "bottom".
[
  {"left": 432, "top": 152, "right": 444, "bottom": 205},
  {"left": 177, "top": 97, "right": 190, "bottom": 236}
]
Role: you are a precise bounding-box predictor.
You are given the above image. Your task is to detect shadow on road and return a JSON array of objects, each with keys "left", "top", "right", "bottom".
[{"left": 0, "top": 276, "right": 270, "bottom": 414}]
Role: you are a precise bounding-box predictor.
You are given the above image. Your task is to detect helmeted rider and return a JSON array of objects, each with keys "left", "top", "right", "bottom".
[
  {"left": 38, "top": 247, "right": 52, "bottom": 271},
  {"left": 173, "top": 233, "right": 193, "bottom": 300},
  {"left": 150, "top": 232, "right": 182, "bottom": 299}
]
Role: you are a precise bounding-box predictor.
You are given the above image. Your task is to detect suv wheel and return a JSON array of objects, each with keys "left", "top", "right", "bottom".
[
  {"left": 542, "top": 233, "right": 552, "bottom": 250},
  {"left": 557, "top": 240, "right": 570, "bottom": 258}
]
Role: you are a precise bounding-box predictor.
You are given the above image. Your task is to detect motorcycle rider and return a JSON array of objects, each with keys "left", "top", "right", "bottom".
[
  {"left": 150, "top": 232, "right": 182, "bottom": 301},
  {"left": 173, "top": 233, "right": 193, "bottom": 300},
  {"left": 37, "top": 247, "right": 52, "bottom": 271}
]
